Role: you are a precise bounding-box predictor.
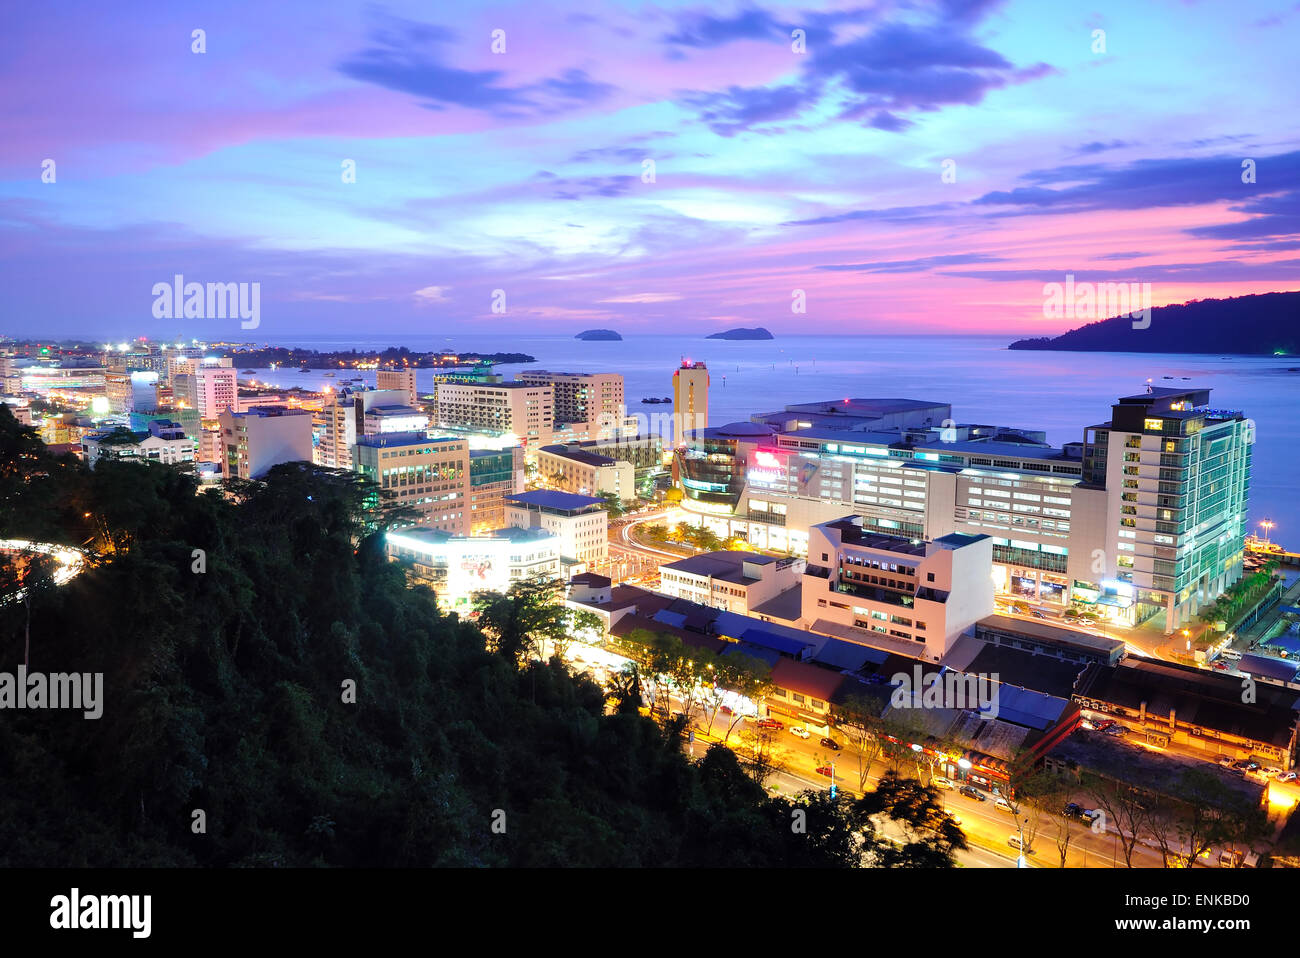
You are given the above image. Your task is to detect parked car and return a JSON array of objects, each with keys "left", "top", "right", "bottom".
[
  {"left": 994, "top": 797, "right": 1016, "bottom": 813},
  {"left": 1278, "top": 771, "right": 1298, "bottom": 783},
  {"left": 1007, "top": 834, "right": 1034, "bottom": 854},
  {"left": 959, "top": 785, "right": 987, "bottom": 801},
  {"left": 1030, "top": 609, "right": 1047, "bottom": 620},
  {"left": 1231, "top": 760, "right": 1259, "bottom": 772},
  {"left": 756, "top": 718, "right": 784, "bottom": 731},
  {"left": 1064, "top": 802, "right": 1083, "bottom": 818},
  {"left": 815, "top": 765, "right": 834, "bottom": 778},
  {"left": 1081, "top": 809, "right": 1103, "bottom": 824},
  {"left": 1217, "top": 756, "right": 1237, "bottom": 768},
  {"left": 932, "top": 776, "right": 955, "bottom": 790},
  {"left": 1219, "top": 849, "right": 1245, "bottom": 868},
  {"left": 789, "top": 726, "right": 811, "bottom": 739},
  {"left": 1094, "top": 719, "right": 1117, "bottom": 731},
  {"left": 1104, "top": 724, "right": 1128, "bottom": 737},
  {"left": 719, "top": 705, "right": 734, "bottom": 716},
  {"left": 1261, "top": 766, "right": 1283, "bottom": 778},
  {"left": 819, "top": 737, "right": 841, "bottom": 751}
]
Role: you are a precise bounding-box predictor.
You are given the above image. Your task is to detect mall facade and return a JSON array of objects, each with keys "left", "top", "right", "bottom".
[{"left": 674, "top": 390, "right": 1251, "bottom": 633}]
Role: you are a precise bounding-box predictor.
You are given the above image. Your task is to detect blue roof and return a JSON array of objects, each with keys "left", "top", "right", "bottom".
[
  {"left": 1238, "top": 652, "right": 1299, "bottom": 682},
  {"left": 737, "top": 627, "right": 813, "bottom": 656},
  {"left": 506, "top": 490, "right": 604, "bottom": 510},
  {"left": 721, "top": 643, "right": 783, "bottom": 667},
  {"left": 1262, "top": 633, "right": 1300, "bottom": 655}
]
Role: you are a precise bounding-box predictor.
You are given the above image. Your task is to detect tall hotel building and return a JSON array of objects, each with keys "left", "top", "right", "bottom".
[
  {"left": 1083, "top": 388, "right": 1251, "bottom": 633},
  {"left": 515, "top": 371, "right": 624, "bottom": 440},
  {"left": 674, "top": 389, "right": 1251, "bottom": 634},
  {"left": 672, "top": 360, "right": 709, "bottom": 443},
  {"left": 434, "top": 381, "right": 553, "bottom": 456}
]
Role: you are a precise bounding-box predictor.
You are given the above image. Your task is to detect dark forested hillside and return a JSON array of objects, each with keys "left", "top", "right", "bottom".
[
  {"left": 0, "top": 407, "right": 958, "bottom": 867},
  {"left": 1009, "top": 291, "right": 1300, "bottom": 354}
]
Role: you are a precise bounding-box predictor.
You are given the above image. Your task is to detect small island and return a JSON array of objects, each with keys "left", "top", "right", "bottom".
[
  {"left": 707, "top": 327, "right": 774, "bottom": 340},
  {"left": 575, "top": 329, "right": 622, "bottom": 341}
]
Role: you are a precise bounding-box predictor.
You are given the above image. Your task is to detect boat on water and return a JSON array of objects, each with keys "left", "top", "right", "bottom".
[
  {"left": 241, "top": 369, "right": 257, "bottom": 374},
  {"left": 640, "top": 397, "right": 672, "bottom": 404},
  {"left": 323, "top": 372, "right": 336, "bottom": 377}
]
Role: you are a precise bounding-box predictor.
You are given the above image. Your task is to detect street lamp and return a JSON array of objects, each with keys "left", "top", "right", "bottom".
[{"left": 1260, "top": 519, "right": 1275, "bottom": 546}]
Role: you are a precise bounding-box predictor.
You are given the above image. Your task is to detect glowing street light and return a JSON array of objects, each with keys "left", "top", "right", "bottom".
[{"left": 1259, "top": 519, "right": 1275, "bottom": 545}]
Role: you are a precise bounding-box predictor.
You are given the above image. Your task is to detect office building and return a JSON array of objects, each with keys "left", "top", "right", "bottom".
[
  {"left": 81, "top": 419, "right": 195, "bottom": 468},
  {"left": 435, "top": 381, "right": 553, "bottom": 455},
  {"left": 658, "top": 551, "right": 804, "bottom": 615},
  {"left": 516, "top": 370, "right": 624, "bottom": 439},
  {"left": 469, "top": 446, "right": 525, "bottom": 534},
  {"left": 353, "top": 432, "right": 470, "bottom": 534},
  {"left": 104, "top": 371, "right": 159, "bottom": 413},
  {"left": 801, "top": 516, "right": 995, "bottom": 663},
  {"left": 672, "top": 360, "right": 709, "bottom": 443},
  {"left": 218, "top": 406, "right": 313, "bottom": 479},
  {"left": 537, "top": 444, "right": 634, "bottom": 499},
  {"left": 376, "top": 369, "right": 419, "bottom": 409},
  {"left": 505, "top": 490, "right": 607, "bottom": 565}
]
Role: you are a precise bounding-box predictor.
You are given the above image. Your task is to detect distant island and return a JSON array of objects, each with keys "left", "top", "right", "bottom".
[
  {"left": 575, "top": 329, "right": 622, "bottom": 341},
  {"left": 221, "top": 346, "right": 535, "bottom": 368},
  {"left": 707, "top": 327, "right": 774, "bottom": 340},
  {"left": 1008, "top": 291, "right": 1300, "bottom": 355}
]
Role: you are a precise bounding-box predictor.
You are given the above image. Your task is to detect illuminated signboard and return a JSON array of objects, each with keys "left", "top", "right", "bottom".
[{"left": 747, "top": 447, "right": 788, "bottom": 486}]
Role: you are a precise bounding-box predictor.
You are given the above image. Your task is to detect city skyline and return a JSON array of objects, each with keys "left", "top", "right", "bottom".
[{"left": 2, "top": 0, "right": 1299, "bottom": 338}]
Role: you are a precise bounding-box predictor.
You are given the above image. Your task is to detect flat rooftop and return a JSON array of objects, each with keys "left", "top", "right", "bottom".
[
  {"left": 660, "top": 550, "right": 777, "bottom": 584},
  {"left": 506, "top": 490, "right": 605, "bottom": 512},
  {"left": 539, "top": 444, "right": 616, "bottom": 467},
  {"left": 823, "top": 519, "right": 928, "bottom": 556},
  {"left": 978, "top": 614, "right": 1127, "bottom": 656}
]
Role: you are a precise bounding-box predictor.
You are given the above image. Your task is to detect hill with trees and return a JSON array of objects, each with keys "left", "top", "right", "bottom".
[
  {"left": 1009, "top": 291, "right": 1300, "bottom": 354},
  {"left": 0, "top": 406, "right": 961, "bottom": 867}
]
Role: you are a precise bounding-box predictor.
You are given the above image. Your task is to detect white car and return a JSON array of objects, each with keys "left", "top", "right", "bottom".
[
  {"left": 1261, "top": 766, "right": 1283, "bottom": 778},
  {"left": 994, "top": 797, "right": 1016, "bottom": 813},
  {"left": 1007, "top": 834, "right": 1033, "bottom": 853},
  {"left": 1278, "top": 771, "right": 1298, "bottom": 783},
  {"left": 789, "top": 726, "right": 811, "bottom": 739},
  {"left": 932, "top": 776, "right": 955, "bottom": 790}
]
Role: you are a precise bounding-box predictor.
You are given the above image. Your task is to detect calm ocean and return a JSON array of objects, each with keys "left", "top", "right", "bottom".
[{"left": 253, "top": 334, "right": 1299, "bottom": 537}]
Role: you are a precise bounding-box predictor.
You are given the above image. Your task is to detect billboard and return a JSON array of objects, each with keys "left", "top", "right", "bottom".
[
  {"left": 747, "top": 447, "right": 788, "bottom": 487},
  {"left": 448, "top": 546, "right": 511, "bottom": 601}
]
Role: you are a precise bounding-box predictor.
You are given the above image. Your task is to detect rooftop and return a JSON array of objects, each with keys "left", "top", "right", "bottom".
[
  {"left": 660, "top": 550, "right": 778, "bottom": 583},
  {"left": 977, "top": 614, "right": 1126, "bottom": 656},
  {"left": 539, "top": 444, "right": 616, "bottom": 467},
  {"left": 506, "top": 490, "right": 605, "bottom": 512}
]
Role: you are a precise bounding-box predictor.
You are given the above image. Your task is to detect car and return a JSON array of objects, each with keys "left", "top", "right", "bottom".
[
  {"left": 789, "top": 726, "right": 811, "bottom": 739},
  {"left": 994, "top": 796, "right": 1016, "bottom": 813},
  {"left": 1212, "top": 660, "right": 1232, "bottom": 672},
  {"left": 1217, "top": 756, "right": 1237, "bottom": 768},
  {"left": 720, "top": 705, "right": 734, "bottom": 716},
  {"left": 1081, "top": 809, "right": 1103, "bottom": 824},
  {"left": 932, "top": 776, "right": 955, "bottom": 790},
  {"left": 1007, "top": 834, "right": 1034, "bottom": 854},
  {"left": 1104, "top": 725, "right": 1128, "bottom": 737},
  {"left": 815, "top": 765, "right": 834, "bottom": 778},
  {"left": 1079, "top": 720, "right": 1096, "bottom": 730},
  {"left": 1013, "top": 603, "right": 1031, "bottom": 615},
  {"left": 1219, "top": 849, "right": 1245, "bottom": 868},
  {"left": 1093, "top": 718, "right": 1116, "bottom": 730},
  {"left": 756, "top": 718, "right": 783, "bottom": 731},
  {"left": 1030, "top": 610, "right": 1047, "bottom": 620},
  {"left": 1063, "top": 802, "right": 1083, "bottom": 818},
  {"left": 959, "top": 785, "right": 986, "bottom": 802},
  {"left": 1278, "top": 771, "right": 1298, "bottom": 783},
  {"left": 819, "top": 737, "right": 841, "bottom": 751},
  {"left": 1232, "top": 760, "right": 1259, "bottom": 772}
]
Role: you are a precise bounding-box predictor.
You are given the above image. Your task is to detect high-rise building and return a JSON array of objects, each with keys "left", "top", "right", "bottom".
[
  {"left": 1084, "top": 387, "right": 1252, "bottom": 632},
  {"left": 104, "top": 371, "right": 159, "bottom": 413},
  {"left": 376, "top": 369, "right": 419, "bottom": 409},
  {"left": 515, "top": 370, "right": 624, "bottom": 439},
  {"left": 469, "top": 446, "right": 525, "bottom": 534},
  {"left": 672, "top": 360, "right": 709, "bottom": 443},
  {"left": 192, "top": 365, "right": 237, "bottom": 419},
  {"left": 353, "top": 432, "right": 470, "bottom": 534},
  {"left": 435, "top": 381, "right": 554, "bottom": 455},
  {"left": 218, "top": 406, "right": 313, "bottom": 479}
]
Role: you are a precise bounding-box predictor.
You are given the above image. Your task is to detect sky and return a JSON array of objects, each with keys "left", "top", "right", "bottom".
[{"left": 1, "top": 0, "right": 1298, "bottom": 341}]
